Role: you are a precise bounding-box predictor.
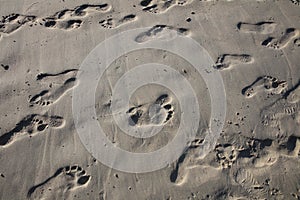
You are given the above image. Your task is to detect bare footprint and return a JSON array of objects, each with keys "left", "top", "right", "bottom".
[
  {"left": 30, "top": 77, "right": 77, "bottom": 107},
  {"left": 0, "top": 114, "right": 64, "bottom": 147},
  {"left": 0, "top": 13, "right": 36, "bottom": 34},
  {"left": 141, "top": 0, "right": 177, "bottom": 14},
  {"left": 99, "top": 14, "right": 137, "bottom": 29},
  {"left": 213, "top": 54, "right": 254, "bottom": 70},
  {"left": 41, "top": 18, "right": 82, "bottom": 30},
  {"left": 28, "top": 165, "right": 91, "bottom": 200},
  {"left": 262, "top": 28, "right": 300, "bottom": 50},
  {"left": 140, "top": 0, "right": 193, "bottom": 14},
  {"left": 128, "top": 94, "right": 174, "bottom": 126},
  {"left": 135, "top": 25, "right": 189, "bottom": 43},
  {"left": 169, "top": 138, "right": 210, "bottom": 185},
  {"left": 242, "top": 76, "right": 287, "bottom": 98},
  {"left": 294, "top": 38, "right": 300, "bottom": 47},
  {"left": 237, "top": 21, "right": 277, "bottom": 34},
  {"left": 36, "top": 69, "right": 78, "bottom": 82},
  {"left": 290, "top": 0, "right": 300, "bottom": 6}
]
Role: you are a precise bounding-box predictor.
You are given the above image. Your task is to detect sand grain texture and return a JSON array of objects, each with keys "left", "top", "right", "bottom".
[{"left": 0, "top": 0, "right": 299, "bottom": 199}]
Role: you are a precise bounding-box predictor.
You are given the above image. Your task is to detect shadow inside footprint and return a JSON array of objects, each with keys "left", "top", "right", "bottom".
[
  {"left": 127, "top": 94, "right": 174, "bottom": 127},
  {"left": 0, "top": 114, "right": 64, "bottom": 147},
  {"left": 28, "top": 165, "right": 91, "bottom": 199}
]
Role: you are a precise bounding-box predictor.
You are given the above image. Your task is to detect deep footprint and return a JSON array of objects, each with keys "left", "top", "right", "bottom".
[
  {"left": 290, "top": 0, "right": 300, "bottom": 6},
  {"left": 0, "top": 13, "right": 36, "bottom": 34},
  {"left": 242, "top": 76, "right": 287, "bottom": 98},
  {"left": 0, "top": 114, "right": 65, "bottom": 147},
  {"left": 27, "top": 165, "right": 91, "bottom": 200},
  {"left": 128, "top": 94, "right": 174, "bottom": 126},
  {"left": 140, "top": 0, "right": 192, "bottom": 14},
  {"left": 261, "top": 28, "right": 300, "bottom": 50}
]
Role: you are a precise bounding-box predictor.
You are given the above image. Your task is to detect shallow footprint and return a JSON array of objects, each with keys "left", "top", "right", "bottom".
[
  {"left": 99, "top": 14, "right": 137, "bottom": 29},
  {"left": 260, "top": 90, "right": 299, "bottom": 127},
  {"left": 262, "top": 28, "right": 300, "bottom": 50},
  {"left": 213, "top": 54, "right": 254, "bottom": 70},
  {"left": 135, "top": 25, "right": 189, "bottom": 43},
  {"left": 30, "top": 77, "right": 77, "bottom": 107},
  {"left": 232, "top": 168, "right": 268, "bottom": 198},
  {"left": 0, "top": 114, "right": 65, "bottom": 147},
  {"left": 237, "top": 21, "right": 277, "bottom": 34},
  {"left": 242, "top": 76, "right": 287, "bottom": 98},
  {"left": 286, "top": 84, "right": 300, "bottom": 103},
  {"left": 28, "top": 165, "right": 91, "bottom": 200},
  {"left": 51, "top": 4, "right": 111, "bottom": 20}
]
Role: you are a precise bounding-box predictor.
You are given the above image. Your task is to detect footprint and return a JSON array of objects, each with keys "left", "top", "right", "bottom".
[
  {"left": 36, "top": 69, "right": 78, "bottom": 81},
  {"left": 261, "top": 28, "right": 300, "bottom": 50},
  {"left": 213, "top": 54, "right": 254, "bottom": 70},
  {"left": 140, "top": 0, "right": 192, "bottom": 14},
  {"left": 169, "top": 138, "right": 206, "bottom": 185},
  {"left": 294, "top": 38, "right": 300, "bottom": 47},
  {"left": 135, "top": 25, "right": 189, "bottom": 43},
  {"left": 1, "top": 64, "right": 9, "bottom": 70},
  {"left": 27, "top": 165, "right": 91, "bottom": 200},
  {"left": 99, "top": 14, "right": 137, "bottom": 29},
  {"left": 177, "top": 0, "right": 193, "bottom": 5},
  {"left": 141, "top": 0, "right": 177, "bottom": 14},
  {"left": 290, "top": 0, "right": 300, "bottom": 6},
  {"left": 0, "top": 13, "right": 36, "bottom": 34},
  {"left": 30, "top": 77, "right": 77, "bottom": 107},
  {"left": 45, "top": 19, "right": 82, "bottom": 30},
  {"left": 0, "top": 114, "right": 64, "bottom": 147},
  {"left": 128, "top": 94, "right": 174, "bottom": 126},
  {"left": 237, "top": 21, "right": 277, "bottom": 34},
  {"left": 30, "top": 69, "right": 78, "bottom": 106},
  {"left": 242, "top": 76, "right": 287, "bottom": 98}
]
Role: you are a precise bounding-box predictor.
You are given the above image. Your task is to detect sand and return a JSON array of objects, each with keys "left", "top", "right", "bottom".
[{"left": 0, "top": 0, "right": 299, "bottom": 199}]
